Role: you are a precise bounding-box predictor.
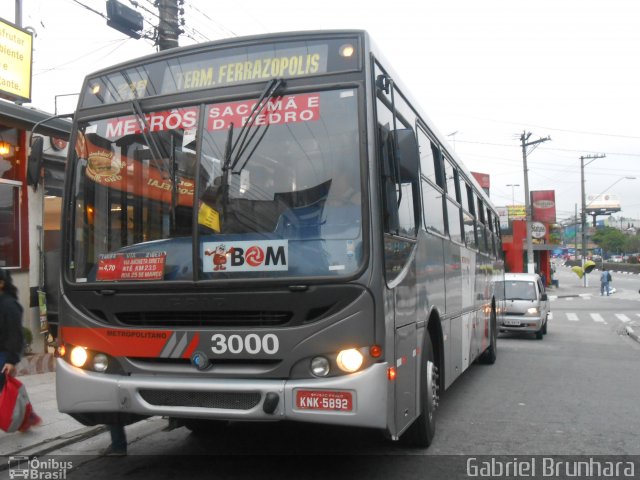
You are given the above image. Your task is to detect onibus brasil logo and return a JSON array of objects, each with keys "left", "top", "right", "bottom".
[{"left": 8, "top": 456, "right": 73, "bottom": 479}]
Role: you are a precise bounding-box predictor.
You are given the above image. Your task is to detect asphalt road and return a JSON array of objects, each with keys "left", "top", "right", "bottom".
[{"left": 39, "top": 265, "right": 640, "bottom": 479}]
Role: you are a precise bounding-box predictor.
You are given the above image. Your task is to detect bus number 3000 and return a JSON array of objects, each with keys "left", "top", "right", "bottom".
[{"left": 210, "top": 333, "right": 280, "bottom": 355}]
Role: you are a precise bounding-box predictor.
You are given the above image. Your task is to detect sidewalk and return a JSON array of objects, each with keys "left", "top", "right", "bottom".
[
  {"left": 0, "top": 371, "right": 166, "bottom": 460},
  {"left": 16, "top": 353, "right": 56, "bottom": 376},
  {"left": 0, "top": 372, "right": 103, "bottom": 458}
]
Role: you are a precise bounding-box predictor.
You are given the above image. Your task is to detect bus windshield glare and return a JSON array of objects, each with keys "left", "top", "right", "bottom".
[{"left": 69, "top": 88, "right": 362, "bottom": 283}]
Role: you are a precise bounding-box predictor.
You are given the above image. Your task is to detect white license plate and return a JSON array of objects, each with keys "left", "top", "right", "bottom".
[
  {"left": 503, "top": 320, "right": 521, "bottom": 326},
  {"left": 295, "top": 390, "right": 353, "bottom": 411}
]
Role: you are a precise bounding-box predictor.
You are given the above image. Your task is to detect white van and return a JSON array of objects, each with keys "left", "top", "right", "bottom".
[{"left": 495, "top": 273, "right": 550, "bottom": 340}]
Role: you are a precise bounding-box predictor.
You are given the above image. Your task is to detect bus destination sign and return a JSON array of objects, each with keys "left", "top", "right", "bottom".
[
  {"left": 162, "top": 43, "right": 329, "bottom": 93},
  {"left": 83, "top": 37, "right": 359, "bottom": 106}
]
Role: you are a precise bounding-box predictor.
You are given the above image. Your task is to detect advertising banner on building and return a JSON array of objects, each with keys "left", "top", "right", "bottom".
[
  {"left": 531, "top": 190, "right": 556, "bottom": 223},
  {"left": 507, "top": 205, "right": 526, "bottom": 220},
  {"left": 0, "top": 17, "right": 33, "bottom": 102}
]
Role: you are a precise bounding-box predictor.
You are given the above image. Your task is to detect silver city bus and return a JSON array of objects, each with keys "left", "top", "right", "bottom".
[{"left": 56, "top": 30, "right": 503, "bottom": 447}]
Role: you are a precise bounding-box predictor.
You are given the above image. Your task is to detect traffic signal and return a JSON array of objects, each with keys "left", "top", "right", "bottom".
[{"left": 106, "top": 0, "right": 144, "bottom": 39}]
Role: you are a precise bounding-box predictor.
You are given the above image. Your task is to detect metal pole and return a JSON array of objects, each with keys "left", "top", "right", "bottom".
[
  {"left": 15, "top": 0, "right": 22, "bottom": 27},
  {"left": 575, "top": 203, "right": 578, "bottom": 260},
  {"left": 579, "top": 153, "right": 606, "bottom": 287},
  {"left": 580, "top": 156, "right": 588, "bottom": 287},
  {"left": 157, "top": 0, "right": 180, "bottom": 51},
  {"left": 507, "top": 183, "right": 519, "bottom": 206},
  {"left": 520, "top": 132, "right": 550, "bottom": 273}
]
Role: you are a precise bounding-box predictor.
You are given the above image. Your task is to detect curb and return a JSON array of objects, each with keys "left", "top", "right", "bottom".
[{"left": 16, "top": 353, "right": 56, "bottom": 376}]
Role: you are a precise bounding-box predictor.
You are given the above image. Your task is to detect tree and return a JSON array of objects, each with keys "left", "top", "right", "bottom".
[
  {"left": 624, "top": 233, "right": 640, "bottom": 254},
  {"left": 591, "top": 227, "right": 626, "bottom": 255}
]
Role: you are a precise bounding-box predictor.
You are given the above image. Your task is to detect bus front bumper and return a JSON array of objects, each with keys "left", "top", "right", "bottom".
[{"left": 56, "top": 359, "right": 388, "bottom": 429}]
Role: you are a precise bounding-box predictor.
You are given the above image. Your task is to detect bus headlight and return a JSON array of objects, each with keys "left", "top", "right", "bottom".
[
  {"left": 527, "top": 307, "right": 539, "bottom": 315},
  {"left": 70, "top": 346, "right": 88, "bottom": 368},
  {"left": 92, "top": 353, "right": 109, "bottom": 372},
  {"left": 310, "top": 356, "right": 330, "bottom": 377},
  {"left": 336, "top": 349, "right": 364, "bottom": 373}
]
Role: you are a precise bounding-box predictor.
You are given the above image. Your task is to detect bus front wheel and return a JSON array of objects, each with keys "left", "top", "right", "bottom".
[{"left": 402, "top": 334, "right": 438, "bottom": 448}]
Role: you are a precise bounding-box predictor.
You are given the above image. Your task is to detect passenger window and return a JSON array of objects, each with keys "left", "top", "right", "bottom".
[
  {"left": 422, "top": 180, "right": 445, "bottom": 235},
  {"left": 447, "top": 199, "right": 463, "bottom": 243},
  {"left": 463, "top": 211, "right": 477, "bottom": 249},
  {"left": 459, "top": 179, "right": 470, "bottom": 212},
  {"left": 444, "top": 158, "right": 458, "bottom": 202},
  {"left": 417, "top": 128, "right": 437, "bottom": 185}
]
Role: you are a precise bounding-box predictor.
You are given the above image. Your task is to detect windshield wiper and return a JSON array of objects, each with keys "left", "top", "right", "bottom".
[
  {"left": 129, "top": 97, "right": 171, "bottom": 175},
  {"left": 227, "top": 78, "right": 285, "bottom": 173},
  {"left": 218, "top": 78, "right": 285, "bottom": 209}
]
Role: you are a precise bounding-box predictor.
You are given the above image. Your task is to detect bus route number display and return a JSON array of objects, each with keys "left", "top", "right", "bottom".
[{"left": 97, "top": 252, "right": 167, "bottom": 281}]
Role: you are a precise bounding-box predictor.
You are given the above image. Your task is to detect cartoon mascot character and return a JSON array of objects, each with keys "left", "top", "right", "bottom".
[{"left": 205, "top": 244, "right": 235, "bottom": 271}]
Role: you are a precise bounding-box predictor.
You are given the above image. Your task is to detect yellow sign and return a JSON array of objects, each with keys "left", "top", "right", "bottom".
[
  {"left": 0, "top": 17, "right": 33, "bottom": 102},
  {"left": 507, "top": 205, "right": 526, "bottom": 220},
  {"left": 198, "top": 202, "right": 220, "bottom": 232}
]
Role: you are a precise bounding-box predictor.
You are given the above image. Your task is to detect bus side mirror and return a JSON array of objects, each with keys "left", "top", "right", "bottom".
[
  {"left": 540, "top": 293, "right": 548, "bottom": 301},
  {"left": 27, "top": 136, "right": 44, "bottom": 190},
  {"left": 393, "top": 129, "right": 419, "bottom": 183}
]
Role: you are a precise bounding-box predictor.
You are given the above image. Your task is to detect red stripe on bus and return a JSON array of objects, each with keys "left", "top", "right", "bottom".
[{"left": 182, "top": 332, "right": 201, "bottom": 359}]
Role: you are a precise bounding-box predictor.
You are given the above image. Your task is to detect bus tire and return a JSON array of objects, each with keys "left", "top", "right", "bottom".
[
  {"left": 479, "top": 309, "right": 497, "bottom": 365},
  {"left": 402, "top": 334, "right": 438, "bottom": 448}
]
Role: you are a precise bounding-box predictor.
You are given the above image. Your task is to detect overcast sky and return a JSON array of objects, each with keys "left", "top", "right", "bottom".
[{"left": 11, "top": 0, "right": 640, "bottom": 221}]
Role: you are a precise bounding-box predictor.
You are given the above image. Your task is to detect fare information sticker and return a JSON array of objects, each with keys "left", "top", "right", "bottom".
[{"left": 97, "top": 252, "right": 167, "bottom": 281}]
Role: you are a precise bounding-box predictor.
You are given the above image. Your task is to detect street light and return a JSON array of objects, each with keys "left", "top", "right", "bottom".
[
  {"left": 506, "top": 183, "right": 520, "bottom": 205},
  {"left": 580, "top": 154, "right": 605, "bottom": 287}
]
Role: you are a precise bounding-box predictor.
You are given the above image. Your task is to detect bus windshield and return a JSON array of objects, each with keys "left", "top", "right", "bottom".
[{"left": 69, "top": 87, "right": 363, "bottom": 283}]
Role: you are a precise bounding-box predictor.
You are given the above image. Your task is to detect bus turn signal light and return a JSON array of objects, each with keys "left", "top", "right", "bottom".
[{"left": 387, "top": 366, "right": 397, "bottom": 381}]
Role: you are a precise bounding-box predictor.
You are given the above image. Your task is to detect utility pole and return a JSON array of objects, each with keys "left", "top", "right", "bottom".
[
  {"left": 15, "top": 0, "right": 22, "bottom": 26},
  {"left": 575, "top": 203, "right": 578, "bottom": 259},
  {"left": 520, "top": 131, "right": 551, "bottom": 274},
  {"left": 580, "top": 153, "right": 606, "bottom": 287},
  {"left": 157, "top": 0, "right": 181, "bottom": 51}
]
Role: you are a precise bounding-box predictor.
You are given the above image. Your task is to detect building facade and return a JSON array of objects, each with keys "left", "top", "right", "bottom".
[{"left": 1, "top": 101, "right": 70, "bottom": 353}]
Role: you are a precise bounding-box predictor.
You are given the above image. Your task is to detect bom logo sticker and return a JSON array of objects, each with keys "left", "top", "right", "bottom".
[{"left": 203, "top": 240, "right": 288, "bottom": 272}]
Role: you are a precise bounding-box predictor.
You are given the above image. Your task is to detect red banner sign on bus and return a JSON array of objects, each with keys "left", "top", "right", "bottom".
[
  {"left": 207, "top": 93, "right": 320, "bottom": 131},
  {"left": 105, "top": 107, "right": 198, "bottom": 138}
]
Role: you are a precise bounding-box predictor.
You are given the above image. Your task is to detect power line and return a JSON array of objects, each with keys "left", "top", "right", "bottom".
[
  {"left": 70, "top": 0, "right": 107, "bottom": 20},
  {"left": 444, "top": 112, "right": 640, "bottom": 140}
]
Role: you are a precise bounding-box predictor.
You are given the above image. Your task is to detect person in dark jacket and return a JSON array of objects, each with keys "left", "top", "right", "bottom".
[
  {"left": 0, "top": 268, "right": 23, "bottom": 379},
  {"left": 0, "top": 268, "right": 42, "bottom": 431}
]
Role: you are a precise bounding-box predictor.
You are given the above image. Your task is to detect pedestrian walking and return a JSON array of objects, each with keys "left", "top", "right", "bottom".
[
  {"left": 600, "top": 269, "right": 611, "bottom": 296},
  {"left": 0, "top": 268, "right": 42, "bottom": 432}
]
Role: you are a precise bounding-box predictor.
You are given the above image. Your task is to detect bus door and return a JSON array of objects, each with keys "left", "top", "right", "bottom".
[{"left": 377, "top": 79, "right": 422, "bottom": 431}]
